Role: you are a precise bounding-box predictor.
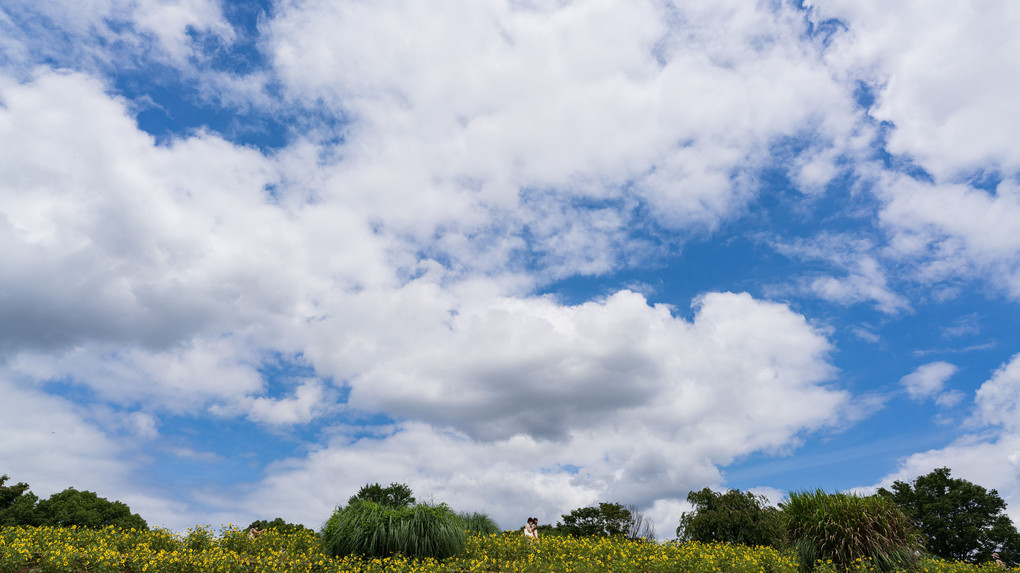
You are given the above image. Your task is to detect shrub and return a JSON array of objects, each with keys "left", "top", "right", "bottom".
[
  {"left": 184, "top": 524, "right": 216, "bottom": 552},
  {"left": 33, "top": 487, "right": 148, "bottom": 530},
  {"left": 348, "top": 482, "right": 416, "bottom": 508},
  {"left": 246, "top": 517, "right": 313, "bottom": 536},
  {"left": 678, "top": 487, "right": 786, "bottom": 547},
  {"left": 783, "top": 490, "right": 922, "bottom": 572},
  {"left": 320, "top": 499, "right": 467, "bottom": 560},
  {"left": 459, "top": 511, "right": 502, "bottom": 535}
]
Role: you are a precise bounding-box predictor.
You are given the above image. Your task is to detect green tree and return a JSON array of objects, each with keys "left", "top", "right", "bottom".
[
  {"left": 245, "top": 517, "right": 312, "bottom": 535},
  {"left": 34, "top": 487, "right": 147, "bottom": 530},
  {"left": 559, "top": 502, "right": 636, "bottom": 538},
  {"left": 878, "top": 467, "right": 1020, "bottom": 565},
  {"left": 348, "top": 482, "right": 416, "bottom": 508},
  {"left": 676, "top": 487, "right": 785, "bottom": 547},
  {"left": 0, "top": 474, "right": 39, "bottom": 526}
]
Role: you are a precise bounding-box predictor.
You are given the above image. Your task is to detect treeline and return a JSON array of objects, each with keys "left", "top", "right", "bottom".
[
  {"left": 0, "top": 474, "right": 146, "bottom": 530},
  {"left": 676, "top": 468, "right": 1019, "bottom": 570},
  {"left": 4, "top": 468, "right": 1018, "bottom": 570},
  {"left": 532, "top": 501, "right": 655, "bottom": 539}
]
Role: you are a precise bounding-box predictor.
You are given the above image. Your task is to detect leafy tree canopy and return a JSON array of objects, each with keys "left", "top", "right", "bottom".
[
  {"left": 34, "top": 487, "right": 148, "bottom": 530},
  {"left": 676, "top": 487, "right": 785, "bottom": 547},
  {"left": 245, "top": 517, "right": 313, "bottom": 535},
  {"left": 0, "top": 474, "right": 39, "bottom": 526},
  {"left": 1, "top": 474, "right": 30, "bottom": 509},
  {"left": 878, "top": 467, "right": 1020, "bottom": 565},
  {"left": 348, "top": 482, "right": 416, "bottom": 509},
  {"left": 559, "top": 502, "right": 635, "bottom": 538}
]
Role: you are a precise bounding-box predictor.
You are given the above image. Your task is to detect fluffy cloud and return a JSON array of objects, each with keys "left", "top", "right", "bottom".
[
  {"left": 809, "top": 0, "right": 1020, "bottom": 180},
  {"left": 875, "top": 353, "right": 1020, "bottom": 525},
  {"left": 267, "top": 0, "right": 863, "bottom": 277},
  {"left": 7, "top": 0, "right": 1018, "bottom": 539},
  {"left": 0, "top": 58, "right": 853, "bottom": 534},
  {"left": 0, "top": 0, "right": 232, "bottom": 70},
  {"left": 222, "top": 289, "right": 847, "bottom": 532},
  {"left": 876, "top": 174, "right": 1020, "bottom": 300},
  {"left": 901, "top": 361, "right": 958, "bottom": 402},
  {"left": 974, "top": 353, "right": 1020, "bottom": 431}
]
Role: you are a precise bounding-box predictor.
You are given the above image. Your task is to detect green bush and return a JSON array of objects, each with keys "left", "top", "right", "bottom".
[
  {"left": 678, "top": 487, "right": 786, "bottom": 547},
  {"left": 320, "top": 499, "right": 467, "bottom": 560},
  {"left": 184, "top": 525, "right": 216, "bottom": 552},
  {"left": 33, "top": 487, "right": 148, "bottom": 530},
  {"left": 245, "top": 517, "right": 313, "bottom": 536},
  {"left": 783, "top": 490, "right": 922, "bottom": 572},
  {"left": 458, "top": 511, "right": 501, "bottom": 536}
]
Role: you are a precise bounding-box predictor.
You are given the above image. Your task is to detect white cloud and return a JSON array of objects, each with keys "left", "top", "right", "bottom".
[
  {"left": 217, "top": 290, "right": 849, "bottom": 533},
  {"left": 226, "top": 378, "right": 337, "bottom": 426},
  {"left": 771, "top": 234, "right": 910, "bottom": 314},
  {"left": 10, "top": 337, "right": 265, "bottom": 413},
  {"left": 874, "top": 354, "right": 1020, "bottom": 526},
  {"left": 975, "top": 353, "right": 1020, "bottom": 431},
  {"left": 9, "top": 0, "right": 1019, "bottom": 541},
  {"left": 873, "top": 434, "right": 1020, "bottom": 528},
  {"left": 0, "top": 0, "right": 232, "bottom": 70},
  {"left": 808, "top": 0, "right": 1020, "bottom": 180},
  {"left": 900, "top": 361, "right": 958, "bottom": 402},
  {"left": 267, "top": 0, "right": 863, "bottom": 275},
  {"left": 876, "top": 174, "right": 1020, "bottom": 301},
  {"left": 0, "top": 369, "right": 189, "bottom": 528}
]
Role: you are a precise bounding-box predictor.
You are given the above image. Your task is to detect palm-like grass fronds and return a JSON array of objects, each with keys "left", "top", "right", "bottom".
[
  {"left": 458, "top": 512, "right": 502, "bottom": 536},
  {"left": 320, "top": 499, "right": 467, "bottom": 560},
  {"left": 784, "top": 490, "right": 922, "bottom": 572}
]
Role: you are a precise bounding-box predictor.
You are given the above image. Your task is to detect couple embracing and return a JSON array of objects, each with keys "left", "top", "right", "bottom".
[{"left": 523, "top": 517, "right": 539, "bottom": 539}]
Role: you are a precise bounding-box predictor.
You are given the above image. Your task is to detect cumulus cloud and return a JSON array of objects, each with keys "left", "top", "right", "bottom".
[
  {"left": 809, "top": 0, "right": 1020, "bottom": 180},
  {"left": 6, "top": 0, "right": 1019, "bottom": 539},
  {"left": 877, "top": 174, "right": 1020, "bottom": 300},
  {"left": 267, "top": 0, "right": 863, "bottom": 277},
  {"left": 974, "top": 353, "right": 1020, "bottom": 430},
  {"left": 222, "top": 289, "right": 848, "bottom": 532},
  {"left": 900, "top": 361, "right": 959, "bottom": 403},
  {"left": 875, "top": 354, "right": 1020, "bottom": 525}
]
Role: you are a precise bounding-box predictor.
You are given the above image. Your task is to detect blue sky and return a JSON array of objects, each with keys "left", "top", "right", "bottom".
[{"left": 2, "top": 0, "right": 1020, "bottom": 537}]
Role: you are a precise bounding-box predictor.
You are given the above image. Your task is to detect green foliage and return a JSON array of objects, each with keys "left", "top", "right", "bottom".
[
  {"left": 246, "top": 517, "right": 313, "bottom": 535},
  {"left": 321, "top": 499, "right": 467, "bottom": 560},
  {"left": 559, "top": 502, "right": 636, "bottom": 538},
  {"left": 878, "top": 467, "right": 1020, "bottom": 565},
  {"left": 33, "top": 487, "right": 148, "bottom": 530},
  {"left": 783, "top": 489, "right": 921, "bottom": 573},
  {"left": 677, "top": 487, "right": 786, "bottom": 547},
  {"left": 348, "top": 482, "right": 416, "bottom": 508},
  {"left": 458, "top": 511, "right": 501, "bottom": 535},
  {"left": 0, "top": 474, "right": 39, "bottom": 526},
  {"left": 184, "top": 524, "right": 217, "bottom": 551},
  {"left": 0, "top": 475, "right": 29, "bottom": 510},
  {"left": 7, "top": 524, "right": 1020, "bottom": 573}
]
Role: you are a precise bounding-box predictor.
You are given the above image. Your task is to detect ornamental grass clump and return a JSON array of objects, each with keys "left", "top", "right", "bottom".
[
  {"left": 783, "top": 489, "right": 922, "bottom": 573},
  {"left": 458, "top": 511, "right": 502, "bottom": 536},
  {"left": 320, "top": 499, "right": 467, "bottom": 560}
]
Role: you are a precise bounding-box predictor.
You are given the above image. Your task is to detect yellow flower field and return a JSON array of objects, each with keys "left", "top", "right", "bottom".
[{"left": 1, "top": 525, "right": 1015, "bottom": 573}]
